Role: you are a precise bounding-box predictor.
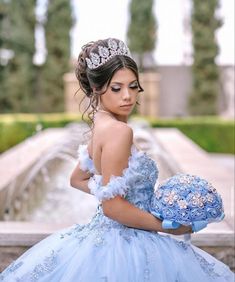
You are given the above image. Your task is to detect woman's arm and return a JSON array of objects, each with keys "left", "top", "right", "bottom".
[
  {"left": 101, "top": 124, "right": 192, "bottom": 235},
  {"left": 70, "top": 163, "right": 92, "bottom": 194},
  {"left": 103, "top": 196, "right": 192, "bottom": 235}
]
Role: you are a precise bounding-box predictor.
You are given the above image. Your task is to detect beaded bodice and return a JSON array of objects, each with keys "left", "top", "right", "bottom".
[
  {"left": 78, "top": 144, "right": 159, "bottom": 212},
  {"left": 121, "top": 148, "right": 158, "bottom": 210}
]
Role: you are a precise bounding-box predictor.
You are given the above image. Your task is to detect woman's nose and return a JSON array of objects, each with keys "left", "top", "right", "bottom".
[{"left": 122, "top": 88, "right": 131, "bottom": 100}]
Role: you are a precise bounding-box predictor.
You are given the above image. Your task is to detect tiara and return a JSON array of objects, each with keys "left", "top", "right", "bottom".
[{"left": 85, "top": 38, "right": 132, "bottom": 70}]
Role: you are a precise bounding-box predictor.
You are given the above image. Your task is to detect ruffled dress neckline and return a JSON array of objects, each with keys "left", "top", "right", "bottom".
[
  {"left": 77, "top": 143, "right": 145, "bottom": 176},
  {"left": 77, "top": 143, "right": 153, "bottom": 202}
]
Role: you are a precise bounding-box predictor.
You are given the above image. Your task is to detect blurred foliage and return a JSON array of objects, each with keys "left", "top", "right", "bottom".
[
  {"left": 0, "top": 0, "right": 74, "bottom": 113},
  {"left": 189, "top": 0, "right": 223, "bottom": 115},
  {"left": 40, "top": 0, "right": 74, "bottom": 112},
  {"left": 132, "top": 115, "right": 235, "bottom": 154},
  {"left": 127, "top": 0, "right": 157, "bottom": 70},
  {"left": 0, "top": 0, "right": 8, "bottom": 105},
  {"left": 0, "top": 114, "right": 234, "bottom": 155},
  {"left": 0, "top": 113, "right": 82, "bottom": 153},
  {"left": 0, "top": 0, "right": 36, "bottom": 112}
]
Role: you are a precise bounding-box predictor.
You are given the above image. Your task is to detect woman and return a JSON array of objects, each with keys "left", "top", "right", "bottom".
[{"left": 0, "top": 38, "right": 234, "bottom": 281}]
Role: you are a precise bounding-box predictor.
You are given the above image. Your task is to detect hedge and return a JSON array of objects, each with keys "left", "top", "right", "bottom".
[
  {"left": 0, "top": 113, "right": 82, "bottom": 153},
  {"left": 132, "top": 115, "right": 234, "bottom": 154},
  {"left": 0, "top": 114, "right": 234, "bottom": 154}
]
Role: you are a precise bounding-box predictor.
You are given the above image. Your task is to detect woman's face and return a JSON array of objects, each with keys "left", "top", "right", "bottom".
[{"left": 99, "top": 68, "right": 140, "bottom": 121}]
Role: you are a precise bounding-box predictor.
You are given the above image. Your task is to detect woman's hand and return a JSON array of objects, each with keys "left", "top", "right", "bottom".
[
  {"left": 70, "top": 163, "right": 93, "bottom": 194},
  {"left": 163, "top": 224, "right": 193, "bottom": 235}
]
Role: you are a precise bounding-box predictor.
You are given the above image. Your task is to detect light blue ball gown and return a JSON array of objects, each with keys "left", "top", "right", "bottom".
[{"left": 0, "top": 144, "right": 234, "bottom": 282}]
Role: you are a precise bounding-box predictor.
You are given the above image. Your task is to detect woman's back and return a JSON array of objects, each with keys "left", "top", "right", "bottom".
[{"left": 87, "top": 114, "right": 128, "bottom": 176}]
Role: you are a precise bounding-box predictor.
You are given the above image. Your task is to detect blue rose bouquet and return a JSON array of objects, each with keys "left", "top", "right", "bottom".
[{"left": 150, "top": 173, "right": 225, "bottom": 232}]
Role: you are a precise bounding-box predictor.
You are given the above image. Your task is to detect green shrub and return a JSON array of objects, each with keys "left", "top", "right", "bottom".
[
  {"left": 0, "top": 122, "right": 35, "bottom": 152},
  {"left": 132, "top": 116, "right": 234, "bottom": 154},
  {"left": 0, "top": 113, "right": 82, "bottom": 153},
  {"left": 0, "top": 114, "right": 234, "bottom": 154}
]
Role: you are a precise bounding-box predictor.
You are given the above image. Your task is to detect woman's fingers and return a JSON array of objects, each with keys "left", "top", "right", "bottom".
[{"left": 166, "top": 225, "right": 193, "bottom": 235}]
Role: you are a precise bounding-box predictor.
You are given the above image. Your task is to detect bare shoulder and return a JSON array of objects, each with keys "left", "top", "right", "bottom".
[
  {"left": 101, "top": 121, "right": 133, "bottom": 181},
  {"left": 108, "top": 120, "right": 133, "bottom": 136},
  {"left": 103, "top": 120, "right": 133, "bottom": 148},
  {"left": 96, "top": 120, "right": 134, "bottom": 165}
]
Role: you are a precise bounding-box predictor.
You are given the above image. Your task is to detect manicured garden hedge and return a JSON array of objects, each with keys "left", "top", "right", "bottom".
[
  {"left": 133, "top": 116, "right": 234, "bottom": 154},
  {"left": 0, "top": 114, "right": 234, "bottom": 154},
  {"left": 0, "top": 113, "right": 82, "bottom": 153}
]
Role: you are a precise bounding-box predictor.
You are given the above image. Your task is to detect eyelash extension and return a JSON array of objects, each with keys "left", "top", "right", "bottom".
[
  {"left": 129, "top": 85, "right": 138, "bottom": 89},
  {"left": 111, "top": 84, "right": 138, "bottom": 92},
  {"left": 111, "top": 87, "right": 121, "bottom": 92}
]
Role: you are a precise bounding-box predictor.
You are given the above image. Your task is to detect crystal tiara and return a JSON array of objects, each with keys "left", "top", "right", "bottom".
[{"left": 85, "top": 38, "right": 132, "bottom": 70}]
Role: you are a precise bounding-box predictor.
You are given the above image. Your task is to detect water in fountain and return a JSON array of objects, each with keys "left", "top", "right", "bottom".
[
  {"left": 10, "top": 120, "right": 176, "bottom": 224},
  {"left": 19, "top": 122, "right": 98, "bottom": 224}
]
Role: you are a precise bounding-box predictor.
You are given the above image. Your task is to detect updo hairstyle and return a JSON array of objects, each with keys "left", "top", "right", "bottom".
[{"left": 75, "top": 38, "right": 143, "bottom": 126}]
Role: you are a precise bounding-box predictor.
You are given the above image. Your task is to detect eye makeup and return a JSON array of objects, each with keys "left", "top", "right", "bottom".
[{"left": 110, "top": 80, "right": 139, "bottom": 92}]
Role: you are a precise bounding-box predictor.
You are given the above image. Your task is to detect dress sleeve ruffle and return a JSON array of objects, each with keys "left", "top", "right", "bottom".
[
  {"left": 88, "top": 174, "right": 129, "bottom": 202},
  {"left": 77, "top": 145, "right": 96, "bottom": 174},
  {"left": 88, "top": 146, "right": 143, "bottom": 202}
]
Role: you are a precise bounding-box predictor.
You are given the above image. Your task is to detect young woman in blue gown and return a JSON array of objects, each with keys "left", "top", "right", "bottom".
[{"left": 0, "top": 38, "right": 234, "bottom": 282}]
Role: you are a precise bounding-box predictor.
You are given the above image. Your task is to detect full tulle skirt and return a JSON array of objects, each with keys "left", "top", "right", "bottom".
[{"left": 0, "top": 216, "right": 234, "bottom": 282}]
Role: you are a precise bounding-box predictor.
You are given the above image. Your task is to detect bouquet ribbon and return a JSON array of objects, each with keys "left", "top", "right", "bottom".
[
  {"left": 162, "top": 219, "right": 208, "bottom": 232},
  {"left": 151, "top": 211, "right": 225, "bottom": 233}
]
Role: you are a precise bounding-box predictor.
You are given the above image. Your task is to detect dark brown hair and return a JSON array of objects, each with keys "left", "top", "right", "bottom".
[{"left": 75, "top": 38, "right": 143, "bottom": 127}]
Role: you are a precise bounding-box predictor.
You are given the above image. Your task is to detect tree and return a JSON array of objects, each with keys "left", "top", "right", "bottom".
[
  {"left": 189, "top": 0, "right": 222, "bottom": 115},
  {"left": 40, "top": 0, "right": 73, "bottom": 112},
  {"left": 127, "top": 0, "right": 157, "bottom": 71},
  {"left": 0, "top": 0, "right": 36, "bottom": 113},
  {"left": 0, "top": 0, "right": 9, "bottom": 111}
]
